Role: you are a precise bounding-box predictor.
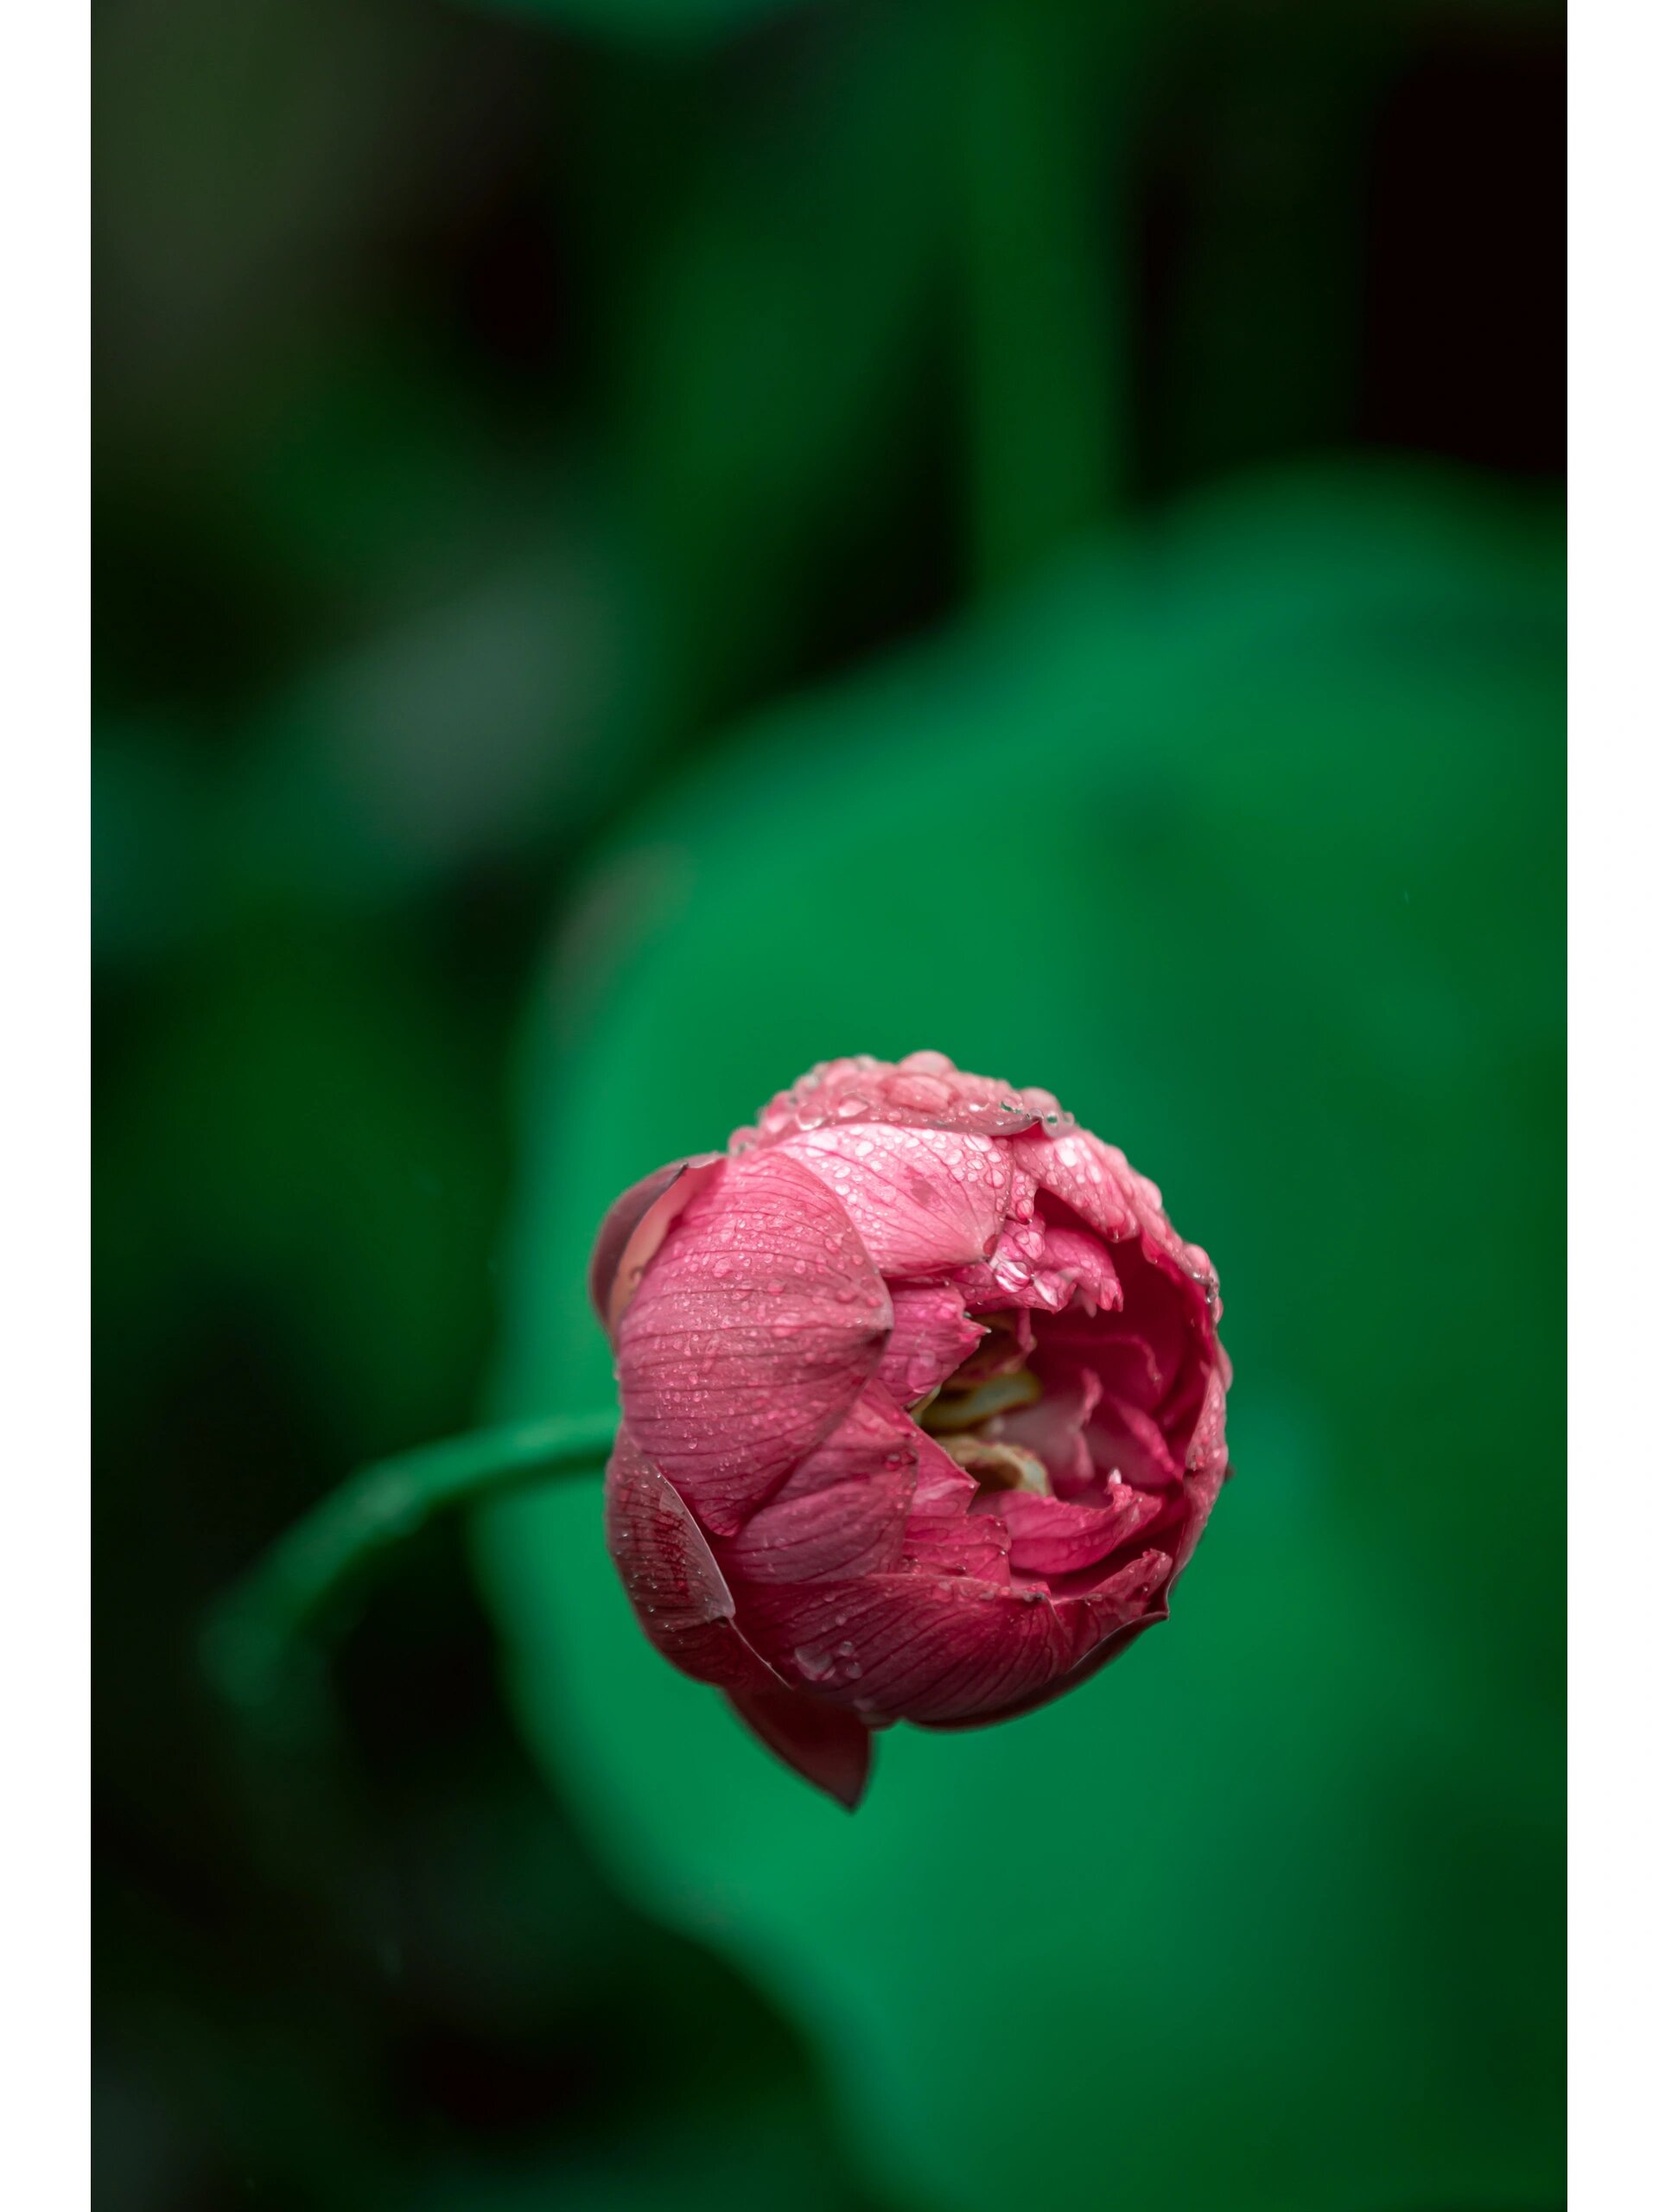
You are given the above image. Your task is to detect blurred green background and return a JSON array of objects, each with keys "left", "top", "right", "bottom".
[{"left": 94, "top": 3, "right": 1563, "bottom": 2209}]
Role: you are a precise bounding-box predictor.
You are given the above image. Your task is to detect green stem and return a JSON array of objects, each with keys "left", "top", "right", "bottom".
[{"left": 202, "top": 1410, "right": 615, "bottom": 1719}]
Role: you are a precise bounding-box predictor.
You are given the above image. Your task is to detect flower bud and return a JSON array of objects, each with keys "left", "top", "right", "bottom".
[{"left": 591, "top": 1053, "right": 1230, "bottom": 1807}]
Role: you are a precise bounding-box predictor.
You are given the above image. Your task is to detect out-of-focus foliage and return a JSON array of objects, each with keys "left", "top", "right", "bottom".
[
  {"left": 482, "top": 465, "right": 1564, "bottom": 2212},
  {"left": 95, "top": 0, "right": 1561, "bottom": 2204},
  {"left": 473, "top": 0, "right": 803, "bottom": 42}
]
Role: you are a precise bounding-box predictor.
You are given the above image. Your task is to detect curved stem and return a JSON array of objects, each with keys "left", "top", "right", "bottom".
[{"left": 203, "top": 1410, "right": 616, "bottom": 1719}]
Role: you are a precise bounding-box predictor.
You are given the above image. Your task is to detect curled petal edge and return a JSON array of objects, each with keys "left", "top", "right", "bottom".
[
  {"left": 726, "top": 1683, "right": 874, "bottom": 1810},
  {"left": 590, "top": 1155, "right": 725, "bottom": 1339},
  {"left": 602, "top": 1427, "right": 778, "bottom": 1694}
]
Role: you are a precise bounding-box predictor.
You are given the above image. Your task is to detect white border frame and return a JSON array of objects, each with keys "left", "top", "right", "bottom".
[
  {"left": 3, "top": 1, "right": 91, "bottom": 2205},
  {"left": 1568, "top": 3, "right": 1657, "bottom": 2204}
]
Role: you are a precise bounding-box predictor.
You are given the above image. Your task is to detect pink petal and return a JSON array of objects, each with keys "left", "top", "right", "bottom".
[
  {"left": 1007, "top": 1128, "right": 1140, "bottom": 1243},
  {"left": 591, "top": 1161, "right": 682, "bottom": 1323},
  {"left": 912, "top": 1518, "right": 1189, "bottom": 1738},
  {"left": 895, "top": 1428, "right": 1013, "bottom": 1580},
  {"left": 741, "top": 1571, "right": 1072, "bottom": 1724},
  {"left": 602, "top": 1428, "right": 779, "bottom": 1693},
  {"left": 901, "top": 1514, "right": 1014, "bottom": 1581},
  {"left": 916, "top": 1573, "right": 1170, "bottom": 1735},
  {"left": 876, "top": 1282, "right": 985, "bottom": 1405},
  {"left": 1005, "top": 1160, "right": 1040, "bottom": 1224},
  {"left": 1038, "top": 1226, "right": 1122, "bottom": 1314},
  {"left": 766, "top": 1380, "right": 918, "bottom": 1499},
  {"left": 732, "top": 1052, "right": 1073, "bottom": 1147},
  {"left": 1170, "top": 1459, "right": 1230, "bottom": 1585},
  {"left": 982, "top": 1220, "right": 1071, "bottom": 1309},
  {"left": 615, "top": 1151, "right": 892, "bottom": 1535},
  {"left": 1041, "top": 1239, "right": 1211, "bottom": 1483},
  {"left": 836, "top": 1424, "right": 1008, "bottom": 1583},
  {"left": 723, "top": 1473, "right": 912, "bottom": 1582},
  {"left": 1087, "top": 1395, "right": 1185, "bottom": 1489},
  {"left": 1185, "top": 1362, "right": 1230, "bottom": 1478},
  {"left": 778, "top": 1124, "right": 1014, "bottom": 1275},
  {"left": 957, "top": 1217, "right": 1125, "bottom": 1316},
  {"left": 1058, "top": 1549, "right": 1174, "bottom": 1666},
  {"left": 725, "top": 1683, "right": 874, "bottom": 1809},
  {"left": 1135, "top": 1197, "right": 1223, "bottom": 1313},
  {"left": 948, "top": 1257, "right": 1051, "bottom": 1312},
  {"left": 910, "top": 1429, "right": 979, "bottom": 1513},
  {"left": 589, "top": 1155, "right": 725, "bottom": 1338},
  {"left": 1077, "top": 1331, "right": 1166, "bottom": 1406},
  {"left": 987, "top": 1487, "right": 1163, "bottom": 1576}
]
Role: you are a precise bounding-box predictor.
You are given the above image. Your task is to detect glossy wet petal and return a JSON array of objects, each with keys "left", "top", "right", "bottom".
[
  {"left": 778, "top": 1123, "right": 1014, "bottom": 1275},
  {"left": 899, "top": 1430, "right": 1014, "bottom": 1580},
  {"left": 590, "top": 1155, "right": 726, "bottom": 1338},
  {"left": 602, "top": 1428, "right": 778, "bottom": 1693},
  {"left": 1008, "top": 1128, "right": 1140, "bottom": 1242},
  {"left": 900, "top": 1511, "right": 1014, "bottom": 1581},
  {"left": 1058, "top": 1549, "right": 1174, "bottom": 1665},
  {"left": 722, "top": 1474, "right": 912, "bottom": 1582},
  {"left": 957, "top": 1216, "right": 1125, "bottom": 1315},
  {"left": 1037, "top": 1225, "right": 1122, "bottom": 1313},
  {"left": 732, "top": 1051, "right": 1071, "bottom": 1147},
  {"left": 725, "top": 1683, "right": 874, "bottom": 1809},
  {"left": 876, "top": 1282, "right": 985, "bottom": 1406},
  {"left": 615, "top": 1149, "right": 891, "bottom": 1535},
  {"left": 753, "top": 1573, "right": 1076, "bottom": 1725},
  {"left": 988, "top": 1487, "right": 1163, "bottom": 1576},
  {"left": 1185, "top": 1363, "right": 1230, "bottom": 1478},
  {"left": 1170, "top": 1457, "right": 1230, "bottom": 1583},
  {"left": 589, "top": 1160, "right": 684, "bottom": 1327},
  {"left": 762, "top": 1380, "right": 915, "bottom": 1496}
]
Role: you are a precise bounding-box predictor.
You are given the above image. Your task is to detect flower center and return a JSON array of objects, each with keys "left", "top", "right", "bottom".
[{"left": 918, "top": 1316, "right": 1051, "bottom": 1495}]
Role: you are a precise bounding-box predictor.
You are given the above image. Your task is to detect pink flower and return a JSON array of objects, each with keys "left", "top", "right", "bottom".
[{"left": 589, "top": 1053, "right": 1231, "bottom": 1808}]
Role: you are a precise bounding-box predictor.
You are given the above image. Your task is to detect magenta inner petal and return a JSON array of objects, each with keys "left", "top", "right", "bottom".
[
  {"left": 988, "top": 1488, "right": 1164, "bottom": 1576},
  {"left": 1058, "top": 1549, "right": 1175, "bottom": 1659}
]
